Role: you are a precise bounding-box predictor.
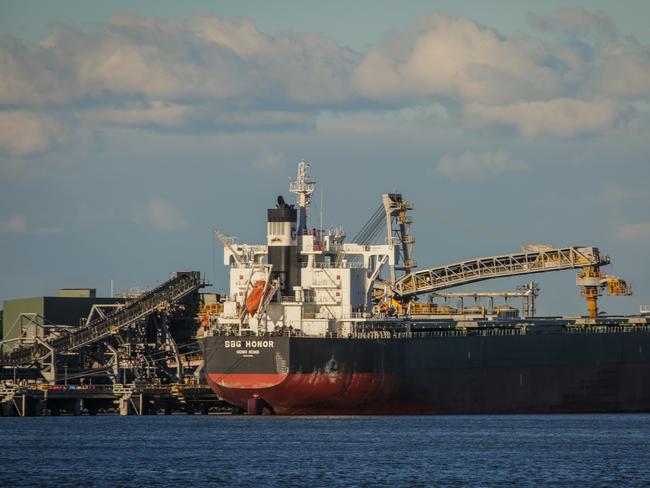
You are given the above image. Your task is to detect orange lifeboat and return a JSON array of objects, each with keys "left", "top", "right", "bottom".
[
  {"left": 246, "top": 280, "right": 267, "bottom": 315},
  {"left": 200, "top": 313, "right": 209, "bottom": 327}
]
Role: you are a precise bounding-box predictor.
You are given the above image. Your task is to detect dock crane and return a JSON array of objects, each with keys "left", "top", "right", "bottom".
[{"left": 370, "top": 195, "right": 632, "bottom": 319}]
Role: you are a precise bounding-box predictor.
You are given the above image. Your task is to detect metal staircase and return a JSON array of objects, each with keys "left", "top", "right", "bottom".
[
  {"left": 393, "top": 246, "right": 608, "bottom": 297},
  {"left": 8, "top": 271, "right": 204, "bottom": 365}
]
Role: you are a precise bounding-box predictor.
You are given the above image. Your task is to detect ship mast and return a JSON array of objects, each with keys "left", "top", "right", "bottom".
[{"left": 289, "top": 160, "right": 315, "bottom": 235}]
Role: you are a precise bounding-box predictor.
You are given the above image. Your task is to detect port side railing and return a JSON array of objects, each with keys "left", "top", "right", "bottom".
[
  {"left": 393, "top": 246, "right": 608, "bottom": 297},
  {"left": 7, "top": 271, "right": 204, "bottom": 365}
]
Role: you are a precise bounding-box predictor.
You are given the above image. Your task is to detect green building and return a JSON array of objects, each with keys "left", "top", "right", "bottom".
[{"left": 2, "top": 288, "right": 124, "bottom": 353}]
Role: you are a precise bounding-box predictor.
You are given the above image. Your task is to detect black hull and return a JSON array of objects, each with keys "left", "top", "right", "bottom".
[{"left": 202, "top": 330, "right": 650, "bottom": 414}]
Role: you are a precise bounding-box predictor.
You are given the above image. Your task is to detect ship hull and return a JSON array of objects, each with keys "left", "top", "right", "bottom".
[{"left": 202, "top": 332, "right": 650, "bottom": 414}]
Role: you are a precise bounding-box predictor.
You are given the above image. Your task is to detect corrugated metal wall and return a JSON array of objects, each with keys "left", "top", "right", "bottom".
[{"left": 2, "top": 296, "right": 124, "bottom": 348}]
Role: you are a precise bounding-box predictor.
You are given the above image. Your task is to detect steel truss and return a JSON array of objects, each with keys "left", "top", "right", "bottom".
[
  {"left": 8, "top": 271, "right": 204, "bottom": 365},
  {"left": 393, "top": 246, "right": 608, "bottom": 297}
]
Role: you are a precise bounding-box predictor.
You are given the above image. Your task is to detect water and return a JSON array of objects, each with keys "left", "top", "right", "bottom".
[{"left": 1, "top": 414, "right": 650, "bottom": 487}]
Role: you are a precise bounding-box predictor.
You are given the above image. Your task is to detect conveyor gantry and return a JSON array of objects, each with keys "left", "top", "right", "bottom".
[
  {"left": 393, "top": 246, "right": 609, "bottom": 297},
  {"left": 7, "top": 271, "right": 204, "bottom": 365}
]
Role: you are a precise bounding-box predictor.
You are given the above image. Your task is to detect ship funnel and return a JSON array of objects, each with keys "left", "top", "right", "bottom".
[{"left": 267, "top": 197, "right": 299, "bottom": 297}]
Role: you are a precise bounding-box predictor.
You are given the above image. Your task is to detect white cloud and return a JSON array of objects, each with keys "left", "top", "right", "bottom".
[
  {"left": 135, "top": 198, "right": 187, "bottom": 230},
  {"left": 595, "top": 42, "right": 650, "bottom": 99},
  {"left": 252, "top": 150, "right": 286, "bottom": 171},
  {"left": 0, "top": 36, "right": 72, "bottom": 105},
  {"left": 191, "top": 15, "right": 272, "bottom": 57},
  {"left": 0, "top": 13, "right": 357, "bottom": 108},
  {"left": 0, "top": 111, "right": 68, "bottom": 155},
  {"left": 528, "top": 7, "right": 616, "bottom": 40},
  {"left": 0, "top": 9, "right": 648, "bottom": 144},
  {"left": 434, "top": 150, "right": 527, "bottom": 180},
  {"left": 353, "top": 13, "right": 562, "bottom": 105},
  {"left": 464, "top": 98, "right": 626, "bottom": 138}
]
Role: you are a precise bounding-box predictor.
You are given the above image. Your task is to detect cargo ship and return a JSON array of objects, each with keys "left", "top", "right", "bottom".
[{"left": 201, "top": 161, "right": 649, "bottom": 414}]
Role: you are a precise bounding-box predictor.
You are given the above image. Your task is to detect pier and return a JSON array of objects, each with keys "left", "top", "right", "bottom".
[{"left": 0, "top": 382, "right": 229, "bottom": 416}]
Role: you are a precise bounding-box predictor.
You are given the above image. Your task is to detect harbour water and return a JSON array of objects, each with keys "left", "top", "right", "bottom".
[{"left": 1, "top": 414, "right": 649, "bottom": 487}]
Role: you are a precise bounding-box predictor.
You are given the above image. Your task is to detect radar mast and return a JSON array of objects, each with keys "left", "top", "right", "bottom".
[{"left": 289, "top": 159, "right": 315, "bottom": 234}]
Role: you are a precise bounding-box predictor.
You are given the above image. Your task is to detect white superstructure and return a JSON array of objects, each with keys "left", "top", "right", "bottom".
[{"left": 216, "top": 161, "right": 397, "bottom": 337}]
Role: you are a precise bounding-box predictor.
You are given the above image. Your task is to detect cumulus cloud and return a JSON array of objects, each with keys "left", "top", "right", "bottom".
[
  {"left": 528, "top": 7, "right": 616, "bottom": 40},
  {"left": 0, "top": 111, "right": 69, "bottom": 155},
  {"left": 0, "top": 13, "right": 357, "bottom": 141},
  {"left": 434, "top": 150, "right": 526, "bottom": 180},
  {"left": 0, "top": 36, "right": 72, "bottom": 105},
  {"left": 464, "top": 98, "right": 627, "bottom": 138},
  {"left": 0, "top": 9, "right": 648, "bottom": 145},
  {"left": 353, "top": 13, "right": 562, "bottom": 105},
  {"left": 0, "top": 13, "right": 357, "bottom": 108},
  {"left": 135, "top": 198, "right": 187, "bottom": 230},
  {"left": 595, "top": 42, "right": 650, "bottom": 99}
]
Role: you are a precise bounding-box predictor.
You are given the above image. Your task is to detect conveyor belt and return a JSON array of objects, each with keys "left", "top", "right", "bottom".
[
  {"left": 8, "top": 271, "right": 204, "bottom": 365},
  {"left": 393, "top": 246, "right": 608, "bottom": 297}
]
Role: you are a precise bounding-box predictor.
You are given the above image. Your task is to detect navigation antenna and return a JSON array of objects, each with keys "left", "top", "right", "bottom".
[{"left": 289, "top": 160, "right": 315, "bottom": 234}]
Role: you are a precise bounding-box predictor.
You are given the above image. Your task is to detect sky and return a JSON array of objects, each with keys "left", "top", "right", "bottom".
[{"left": 1, "top": 1, "right": 649, "bottom": 316}]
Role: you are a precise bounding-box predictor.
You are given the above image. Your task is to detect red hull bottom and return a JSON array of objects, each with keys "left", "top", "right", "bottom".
[{"left": 207, "top": 372, "right": 403, "bottom": 415}]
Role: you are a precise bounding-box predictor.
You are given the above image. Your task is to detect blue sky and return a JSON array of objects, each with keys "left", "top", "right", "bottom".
[{"left": 1, "top": 1, "right": 649, "bottom": 316}]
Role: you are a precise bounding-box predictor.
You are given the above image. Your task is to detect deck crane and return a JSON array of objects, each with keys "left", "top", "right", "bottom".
[{"left": 374, "top": 195, "right": 632, "bottom": 319}]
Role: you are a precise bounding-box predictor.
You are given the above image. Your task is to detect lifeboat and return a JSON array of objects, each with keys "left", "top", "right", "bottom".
[{"left": 246, "top": 280, "right": 267, "bottom": 315}]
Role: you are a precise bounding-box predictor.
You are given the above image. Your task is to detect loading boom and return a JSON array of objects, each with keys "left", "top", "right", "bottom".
[{"left": 393, "top": 245, "right": 608, "bottom": 296}]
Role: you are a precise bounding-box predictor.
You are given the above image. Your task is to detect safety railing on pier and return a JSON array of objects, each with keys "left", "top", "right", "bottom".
[{"left": 8, "top": 271, "right": 204, "bottom": 365}]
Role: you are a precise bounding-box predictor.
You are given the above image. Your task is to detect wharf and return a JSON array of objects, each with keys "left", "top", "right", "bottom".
[{"left": 0, "top": 382, "right": 231, "bottom": 416}]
